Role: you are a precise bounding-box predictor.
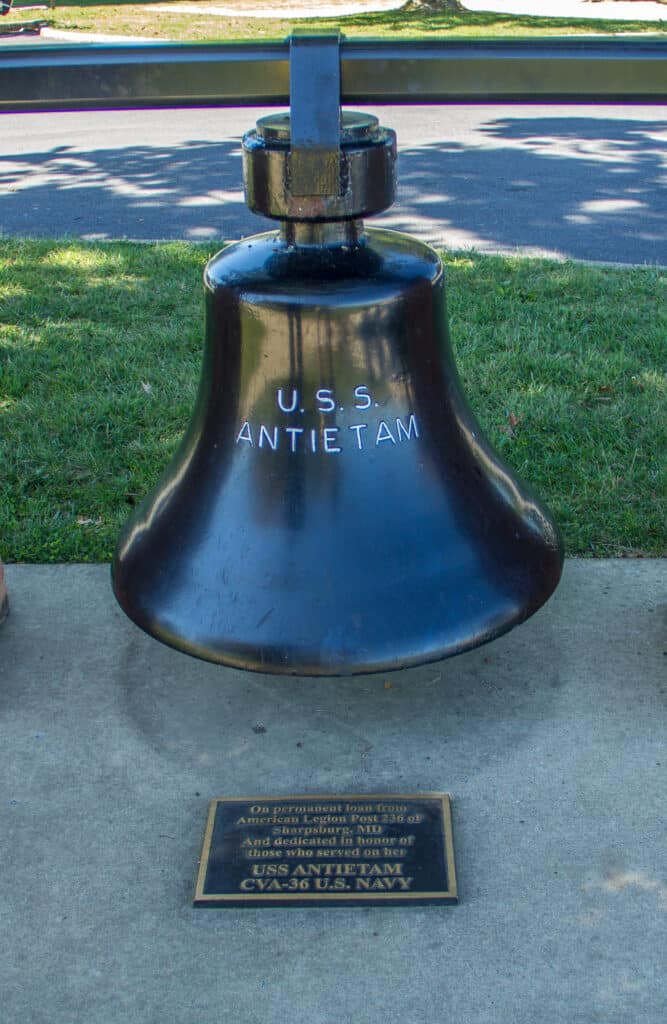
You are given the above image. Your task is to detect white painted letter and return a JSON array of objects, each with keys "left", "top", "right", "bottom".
[
  {"left": 258, "top": 425, "right": 279, "bottom": 450},
  {"left": 396, "top": 414, "right": 419, "bottom": 442},
  {"left": 316, "top": 388, "right": 336, "bottom": 413},
  {"left": 285, "top": 427, "right": 304, "bottom": 452},
  {"left": 277, "top": 388, "right": 299, "bottom": 413},
  {"left": 354, "top": 385, "right": 372, "bottom": 410},
  {"left": 376, "top": 421, "right": 396, "bottom": 445},
  {"left": 236, "top": 422, "right": 253, "bottom": 446},
  {"left": 323, "top": 428, "right": 341, "bottom": 454},
  {"left": 310, "top": 429, "right": 318, "bottom": 453},
  {"left": 349, "top": 423, "right": 368, "bottom": 450}
]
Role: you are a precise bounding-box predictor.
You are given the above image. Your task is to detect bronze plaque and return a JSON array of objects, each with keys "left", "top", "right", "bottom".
[{"left": 194, "top": 793, "right": 457, "bottom": 907}]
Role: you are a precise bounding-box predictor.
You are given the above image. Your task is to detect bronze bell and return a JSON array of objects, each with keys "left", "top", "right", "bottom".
[{"left": 112, "top": 49, "right": 562, "bottom": 675}]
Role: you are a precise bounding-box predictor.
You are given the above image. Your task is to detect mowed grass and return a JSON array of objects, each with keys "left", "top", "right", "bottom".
[
  {"left": 0, "top": 237, "right": 665, "bottom": 562},
  {"left": 6, "top": 0, "right": 667, "bottom": 40}
]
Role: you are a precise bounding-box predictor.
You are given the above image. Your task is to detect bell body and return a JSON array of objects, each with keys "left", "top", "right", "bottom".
[{"left": 112, "top": 223, "right": 562, "bottom": 675}]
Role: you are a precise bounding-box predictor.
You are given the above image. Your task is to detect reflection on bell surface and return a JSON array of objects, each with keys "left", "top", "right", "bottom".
[{"left": 111, "top": 109, "right": 563, "bottom": 675}]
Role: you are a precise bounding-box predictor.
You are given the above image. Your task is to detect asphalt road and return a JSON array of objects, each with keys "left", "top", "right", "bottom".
[{"left": 1, "top": 104, "right": 666, "bottom": 263}]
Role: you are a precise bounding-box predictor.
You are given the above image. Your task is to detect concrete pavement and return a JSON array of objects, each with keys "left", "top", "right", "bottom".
[
  {"left": 3, "top": 0, "right": 667, "bottom": 39},
  {"left": 148, "top": 0, "right": 407, "bottom": 18},
  {"left": 121, "top": 0, "right": 667, "bottom": 21},
  {"left": 1, "top": 559, "right": 666, "bottom": 1022},
  {"left": 2, "top": 103, "right": 665, "bottom": 264},
  {"left": 461, "top": 0, "right": 667, "bottom": 22}
]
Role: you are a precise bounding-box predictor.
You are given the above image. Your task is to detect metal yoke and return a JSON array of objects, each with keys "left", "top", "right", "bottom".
[
  {"left": 243, "top": 33, "right": 396, "bottom": 222},
  {"left": 288, "top": 32, "right": 342, "bottom": 198}
]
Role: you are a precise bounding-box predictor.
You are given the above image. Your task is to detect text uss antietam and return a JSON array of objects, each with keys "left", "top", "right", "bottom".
[{"left": 236, "top": 385, "right": 419, "bottom": 454}]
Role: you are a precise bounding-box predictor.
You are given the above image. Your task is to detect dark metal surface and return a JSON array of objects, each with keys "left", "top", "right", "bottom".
[
  {"left": 288, "top": 31, "right": 341, "bottom": 197},
  {"left": 109, "top": 34, "right": 564, "bottom": 674},
  {"left": 1, "top": 38, "right": 665, "bottom": 112},
  {"left": 244, "top": 111, "right": 396, "bottom": 221},
  {"left": 112, "top": 220, "right": 563, "bottom": 674},
  {"left": 194, "top": 794, "right": 457, "bottom": 907}
]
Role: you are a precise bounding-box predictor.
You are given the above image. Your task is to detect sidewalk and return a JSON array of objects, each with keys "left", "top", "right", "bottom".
[
  {"left": 28, "top": 0, "right": 667, "bottom": 37},
  {"left": 148, "top": 0, "right": 407, "bottom": 16},
  {"left": 148, "top": 0, "right": 667, "bottom": 20},
  {"left": 2, "top": 0, "right": 661, "bottom": 45},
  {"left": 1, "top": 559, "right": 665, "bottom": 1022},
  {"left": 461, "top": 0, "right": 667, "bottom": 21}
]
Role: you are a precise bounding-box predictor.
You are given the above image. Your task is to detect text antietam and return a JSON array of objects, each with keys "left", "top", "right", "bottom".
[{"left": 235, "top": 385, "right": 419, "bottom": 454}]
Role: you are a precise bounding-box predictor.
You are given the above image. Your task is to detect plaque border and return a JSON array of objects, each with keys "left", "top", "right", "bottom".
[{"left": 194, "top": 792, "right": 457, "bottom": 906}]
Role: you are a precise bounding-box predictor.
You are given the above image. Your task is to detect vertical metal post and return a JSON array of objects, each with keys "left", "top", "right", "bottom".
[{"left": 288, "top": 31, "right": 342, "bottom": 197}]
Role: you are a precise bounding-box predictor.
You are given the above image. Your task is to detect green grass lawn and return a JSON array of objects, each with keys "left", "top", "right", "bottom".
[
  {"left": 5, "top": 0, "right": 667, "bottom": 40},
  {"left": 1, "top": 238, "right": 664, "bottom": 562}
]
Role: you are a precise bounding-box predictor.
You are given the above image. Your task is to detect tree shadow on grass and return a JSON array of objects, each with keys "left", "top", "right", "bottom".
[{"left": 0, "top": 111, "right": 665, "bottom": 262}]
